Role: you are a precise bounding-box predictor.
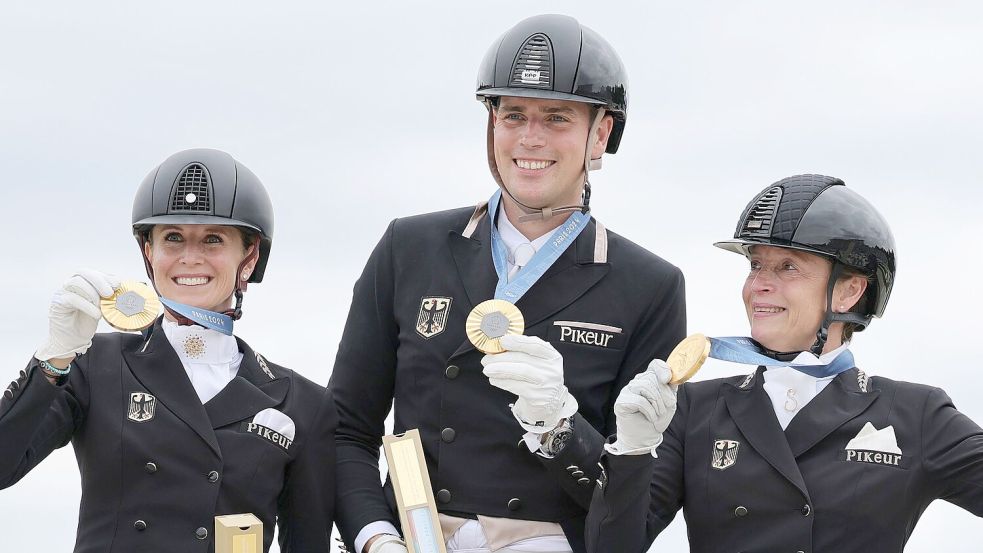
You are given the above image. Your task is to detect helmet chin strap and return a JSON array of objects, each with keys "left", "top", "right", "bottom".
[
  {"left": 810, "top": 263, "right": 873, "bottom": 356},
  {"left": 485, "top": 104, "right": 606, "bottom": 222},
  {"left": 139, "top": 236, "right": 259, "bottom": 325}
]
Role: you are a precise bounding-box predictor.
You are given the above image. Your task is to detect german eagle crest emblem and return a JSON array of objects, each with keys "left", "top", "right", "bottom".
[
  {"left": 127, "top": 392, "right": 157, "bottom": 423},
  {"left": 712, "top": 439, "right": 740, "bottom": 470},
  {"left": 416, "top": 296, "right": 452, "bottom": 339}
]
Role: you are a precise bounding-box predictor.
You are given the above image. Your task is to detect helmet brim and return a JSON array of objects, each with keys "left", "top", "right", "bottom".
[
  {"left": 132, "top": 215, "right": 266, "bottom": 236},
  {"left": 477, "top": 87, "right": 611, "bottom": 108},
  {"left": 713, "top": 238, "right": 835, "bottom": 260}
]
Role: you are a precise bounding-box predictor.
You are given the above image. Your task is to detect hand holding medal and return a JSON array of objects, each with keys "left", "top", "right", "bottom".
[
  {"left": 36, "top": 272, "right": 161, "bottom": 365},
  {"left": 473, "top": 190, "right": 591, "bottom": 432}
]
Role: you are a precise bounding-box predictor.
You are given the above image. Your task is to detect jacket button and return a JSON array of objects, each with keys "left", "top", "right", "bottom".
[
  {"left": 436, "top": 489, "right": 451, "bottom": 503},
  {"left": 566, "top": 465, "right": 579, "bottom": 473},
  {"left": 207, "top": 470, "right": 220, "bottom": 483},
  {"left": 3, "top": 389, "right": 12, "bottom": 400},
  {"left": 134, "top": 520, "right": 147, "bottom": 531},
  {"left": 734, "top": 506, "right": 748, "bottom": 517},
  {"left": 801, "top": 504, "right": 811, "bottom": 516},
  {"left": 577, "top": 477, "right": 591, "bottom": 487},
  {"left": 9, "top": 381, "right": 19, "bottom": 391},
  {"left": 145, "top": 462, "right": 158, "bottom": 474},
  {"left": 445, "top": 365, "right": 460, "bottom": 379},
  {"left": 196, "top": 527, "right": 208, "bottom": 540},
  {"left": 571, "top": 470, "right": 584, "bottom": 478},
  {"left": 441, "top": 428, "right": 456, "bottom": 443},
  {"left": 19, "top": 369, "right": 27, "bottom": 379},
  {"left": 507, "top": 498, "right": 522, "bottom": 511}
]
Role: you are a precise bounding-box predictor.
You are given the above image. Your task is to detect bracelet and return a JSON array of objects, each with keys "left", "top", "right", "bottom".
[{"left": 39, "top": 359, "right": 71, "bottom": 377}]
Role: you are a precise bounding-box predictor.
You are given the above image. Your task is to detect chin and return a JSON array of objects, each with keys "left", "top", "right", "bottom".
[
  {"left": 750, "top": 328, "right": 784, "bottom": 352},
  {"left": 167, "top": 292, "right": 216, "bottom": 310}
]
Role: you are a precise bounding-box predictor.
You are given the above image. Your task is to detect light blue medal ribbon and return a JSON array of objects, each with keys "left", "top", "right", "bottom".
[
  {"left": 488, "top": 190, "right": 592, "bottom": 302},
  {"left": 709, "top": 336, "right": 855, "bottom": 378},
  {"left": 159, "top": 297, "right": 234, "bottom": 336}
]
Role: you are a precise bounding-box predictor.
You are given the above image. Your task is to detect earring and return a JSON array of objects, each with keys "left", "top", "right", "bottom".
[{"left": 241, "top": 270, "right": 251, "bottom": 281}]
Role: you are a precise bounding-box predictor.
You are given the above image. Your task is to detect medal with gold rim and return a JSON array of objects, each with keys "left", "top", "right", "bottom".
[
  {"left": 100, "top": 280, "right": 162, "bottom": 332},
  {"left": 666, "top": 333, "right": 711, "bottom": 384},
  {"left": 466, "top": 299, "right": 524, "bottom": 354}
]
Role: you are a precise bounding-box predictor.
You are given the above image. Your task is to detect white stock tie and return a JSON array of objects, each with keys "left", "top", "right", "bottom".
[{"left": 508, "top": 243, "right": 537, "bottom": 282}]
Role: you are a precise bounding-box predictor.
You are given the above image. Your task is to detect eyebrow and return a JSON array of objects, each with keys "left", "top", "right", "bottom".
[
  {"left": 541, "top": 106, "right": 577, "bottom": 114},
  {"left": 497, "top": 104, "right": 578, "bottom": 115},
  {"left": 156, "top": 225, "right": 232, "bottom": 235}
]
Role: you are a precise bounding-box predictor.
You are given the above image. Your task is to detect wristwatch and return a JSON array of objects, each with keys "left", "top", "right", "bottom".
[{"left": 540, "top": 417, "right": 574, "bottom": 457}]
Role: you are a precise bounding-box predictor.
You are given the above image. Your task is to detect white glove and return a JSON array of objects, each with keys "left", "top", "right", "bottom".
[
  {"left": 606, "top": 359, "right": 677, "bottom": 456},
  {"left": 35, "top": 269, "right": 120, "bottom": 361},
  {"left": 481, "top": 334, "right": 578, "bottom": 434},
  {"left": 367, "top": 534, "right": 407, "bottom": 553}
]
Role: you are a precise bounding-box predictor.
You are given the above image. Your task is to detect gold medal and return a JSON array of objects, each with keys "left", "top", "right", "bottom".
[
  {"left": 666, "top": 333, "right": 711, "bottom": 384},
  {"left": 100, "top": 280, "right": 162, "bottom": 332},
  {"left": 466, "top": 299, "right": 524, "bottom": 354}
]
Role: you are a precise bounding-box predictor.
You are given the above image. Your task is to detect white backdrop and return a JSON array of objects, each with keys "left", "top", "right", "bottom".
[{"left": 1, "top": 1, "right": 981, "bottom": 551}]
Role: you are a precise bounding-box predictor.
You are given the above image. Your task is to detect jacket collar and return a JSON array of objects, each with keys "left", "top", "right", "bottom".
[
  {"left": 783, "top": 368, "right": 879, "bottom": 457},
  {"left": 203, "top": 338, "right": 290, "bottom": 429},
  {"left": 723, "top": 367, "right": 810, "bottom": 499},
  {"left": 447, "top": 202, "right": 610, "bottom": 359},
  {"left": 722, "top": 366, "right": 879, "bottom": 498},
  {"left": 123, "top": 319, "right": 290, "bottom": 457}
]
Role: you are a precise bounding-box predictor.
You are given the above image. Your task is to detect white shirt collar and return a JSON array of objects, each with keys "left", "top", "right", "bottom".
[
  {"left": 162, "top": 319, "right": 243, "bottom": 404},
  {"left": 162, "top": 319, "right": 240, "bottom": 365},
  {"left": 782, "top": 341, "right": 851, "bottom": 367},
  {"left": 496, "top": 207, "right": 553, "bottom": 260},
  {"left": 762, "top": 342, "right": 851, "bottom": 430}
]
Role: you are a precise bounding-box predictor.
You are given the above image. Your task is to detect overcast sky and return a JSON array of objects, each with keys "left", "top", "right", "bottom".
[{"left": 1, "top": 1, "right": 981, "bottom": 551}]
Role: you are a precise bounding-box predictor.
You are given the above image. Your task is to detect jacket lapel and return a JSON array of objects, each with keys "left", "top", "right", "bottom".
[
  {"left": 448, "top": 211, "right": 498, "bottom": 313},
  {"left": 203, "top": 340, "right": 290, "bottom": 429},
  {"left": 516, "top": 220, "right": 609, "bottom": 328},
  {"left": 722, "top": 368, "right": 810, "bottom": 499},
  {"left": 784, "top": 368, "right": 879, "bottom": 457},
  {"left": 123, "top": 320, "right": 222, "bottom": 457}
]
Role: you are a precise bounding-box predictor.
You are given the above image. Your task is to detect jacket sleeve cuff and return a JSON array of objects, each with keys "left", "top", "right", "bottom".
[
  {"left": 354, "top": 521, "right": 401, "bottom": 553},
  {"left": 603, "top": 434, "right": 663, "bottom": 457}
]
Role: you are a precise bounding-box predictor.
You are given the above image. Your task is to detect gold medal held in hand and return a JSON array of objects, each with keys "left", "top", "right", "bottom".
[
  {"left": 100, "top": 281, "right": 162, "bottom": 332},
  {"left": 466, "top": 299, "right": 524, "bottom": 354},
  {"left": 667, "top": 333, "right": 711, "bottom": 384}
]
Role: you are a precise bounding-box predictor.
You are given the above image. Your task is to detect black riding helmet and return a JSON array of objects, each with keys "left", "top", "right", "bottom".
[
  {"left": 476, "top": 13, "right": 628, "bottom": 153},
  {"left": 715, "top": 174, "right": 897, "bottom": 355},
  {"left": 475, "top": 14, "right": 629, "bottom": 221},
  {"left": 132, "top": 148, "right": 274, "bottom": 319}
]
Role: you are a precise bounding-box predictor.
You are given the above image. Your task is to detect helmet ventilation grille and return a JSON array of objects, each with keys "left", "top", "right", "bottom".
[
  {"left": 170, "top": 163, "right": 212, "bottom": 213},
  {"left": 511, "top": 34, "right": 552, "bottom": 89},
  {"left": 741, "top": 186, "right": 782, "bottom": 238}
]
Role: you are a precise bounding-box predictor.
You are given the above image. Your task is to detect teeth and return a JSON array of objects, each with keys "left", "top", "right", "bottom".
[
  {"left": 516, "top": 159, "right": 553, "bottom": 170},
  {"left": 755, "top": 306, "right": 785, "bottom": 313},
  {"left": 175, "top": 277, "right": 209, "bottom": 286}
]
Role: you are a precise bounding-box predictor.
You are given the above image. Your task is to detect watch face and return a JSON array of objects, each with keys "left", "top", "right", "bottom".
[{"left": 547, "top": 429, "right": 573, "bottom": 455}]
